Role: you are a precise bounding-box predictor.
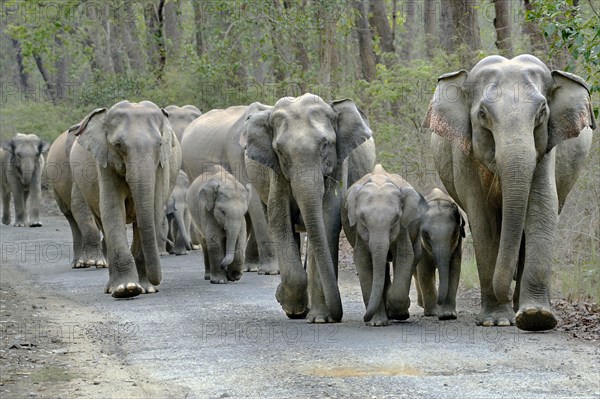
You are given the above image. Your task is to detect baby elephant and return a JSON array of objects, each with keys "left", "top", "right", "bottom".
[
  {"left": 342, "top": 165, "right": 428, "bottom": 326},
  {"left": 417, "top": 188, "right": 466, "bottom": 320},
  {"left": 187, "top": 166, "right": 251, "bottom": 284},
  {"left": 1, "top": 133, "right": 49, "bottom": 227}
]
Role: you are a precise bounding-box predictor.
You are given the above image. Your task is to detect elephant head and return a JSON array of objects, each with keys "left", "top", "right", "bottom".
[
  {"left": 72, "top": 100, "right": 176, "bottom": 286},
  {"left": 345, "top": 165, "right": 428, "bottom": 322},
  {"left": 423, "top": 54, "right": 596, "bottom": 303},
  {"left": 420, "top": 189, "right": 465, "bottom": 308},
  {"left": 242, "top": 93, "right": 372, "bottom": 321},
  {"left": 199, "top": 170, "right": 252, "bottom": 270},
  {"left": 1, "top": 134, "right": 49, "bottom": 185},
  {"left": 163, "top": 105, "right": 202, "bottom": 143}
]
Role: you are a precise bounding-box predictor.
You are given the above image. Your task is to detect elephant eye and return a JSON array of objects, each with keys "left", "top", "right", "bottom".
[{"left": 478, "top": 109, "right": 487, "bottom": 120}]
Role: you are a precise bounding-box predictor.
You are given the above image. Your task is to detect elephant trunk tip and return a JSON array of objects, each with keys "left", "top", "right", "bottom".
[
  {"left": 220, "top": 254, "right": 234, "bottom": 269},
  {"left": 492, "top": 271, "right": 513, "bottom": 304},
  {"left": 363, "top": 309, "right": 376, "bottom": 323}
]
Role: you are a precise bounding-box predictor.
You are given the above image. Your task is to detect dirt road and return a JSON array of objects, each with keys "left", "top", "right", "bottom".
[{"left": 1, "top": 214, "right": 599, "bottom": 398}]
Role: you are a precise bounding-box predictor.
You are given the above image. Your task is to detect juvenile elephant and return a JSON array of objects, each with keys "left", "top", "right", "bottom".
[
  {"left": 181, "top": 103, "right": 278, "bottom": 275},
  {"left": 423, "top": 54, "right": 595, "bottom": 331},
  {"left": 165, "top": 170, "right": 193, "bottom": 255},
  {"left": 163, "top": 104, "right": 202, "bottom": 145},
  {"left": 70, "top": 101, "right": 181, "bottom": 298},
  {"left": 342, "top": 165, "right": 428, "bottom": 326},
  {"left": 187, "top": 166, "right": 251, "bottom": 284},
  {"left": 243, "top": 93, "right": 376, "bottom": 323},
  {"left": 45, "top": 130, "right": 106, "bottom": 268},
  {"left": 416, "top": 188, "right": 465, "bottom": 320},
  {"left": 1, "top": 133, "right": 49, "bottom": 227}
]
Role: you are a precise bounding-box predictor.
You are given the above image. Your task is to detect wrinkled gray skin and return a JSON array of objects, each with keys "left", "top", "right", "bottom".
[
  {"left": 1, "top": 133, "right": 49, "bottom": 227},
  {"left": 181, "top": 104, "right": 278, "bottom": 275},
  {"left": 70, "top": 101, "right": 181, "bottom": 298},
  {"left": 163, "top": 105, "right": 202, "bottom": 144},
  {"left": 416, "top": 188, "right": 465, "bottom": 320},
  {"left": 424, "top": 54, "right": 595, "bottom": 331},
  {"left": 165, "top": 170, "right": 193, "bottom": 255},
  {"left": 342, "top": 165, "right": 428, "bottom": 326},
  {"left": 45, "top": 130, "right": 106, "bottom": 268},
  {"left": 187, "top": 166, "right": 250, "bottom": 284},
  {"left": 243, "top": 93, "right": 376, "bottom": 323}
]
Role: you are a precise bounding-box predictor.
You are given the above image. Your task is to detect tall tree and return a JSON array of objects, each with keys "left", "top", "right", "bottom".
[
  {"left": 522, "top": 0, "right": 548, "bottom": 55},
  {"left": 493, "top": 0, "right": 513, "bottom": 56},
  {"left": 401, "top": 0, "right": 416, "bottom": 60},
  {"left": 424, "top": 0, "right": 438, "bottom": 58},
  {"left": 354, "top": 0, "right": 377, "bottom": 81},
  {"left": 370, "top": 0, "right": 396, "bottom": 54},
  {"left": 439, "top": 0, "right": 455, "bottom": 52},
  {"left": 11, "top": 38, "right": 31, "bottom": 94},
  {"left": 145, "top": 0, "right": 167, "bottom": 83}
]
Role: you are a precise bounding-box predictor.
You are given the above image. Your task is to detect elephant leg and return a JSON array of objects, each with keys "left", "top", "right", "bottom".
[
  {"left": 158, "top": 215, "right": 169, "bottom": 256},
  {"left": 226, "top": 226, "right": 246, "bottom": 282},
  {"left": 512, "top": 238, "right": 526, "bottom": 312},
  {"left": 2, "top": 185, "right": 11, "bottom": 225},
  {"left": 244, "top": 225, "right": 260, "bottom": 272},
  {"left": 386, "top": 229, "right": 414, "bottom": 320},
  {"left": 131, "top": 225, "right": 158, "bottom": 294},
  {"left": 416, "top": 253, "right": 438, "bottom": 316},
  {"left": 354, "top": 240, "right": 388, "bottom": 326},
  {"left": 71, "top": 184, "right": 106, "bottom": 268},
  {"left": 268, "top": 176, "right": 307, "bottom": 318},
  {"left": 516, "top": 155, "right": 559, "bottom": 331},
  {"left": 208, "top": 238, "right": 228, "bottom": 284},
  {"left": 12, "top": 186, "right": 27, "bottom": 227},
  {"left": 439, "top": 247, "right": 462, "bottom": 320},
  {"left": 66, "top": 212, "right": 83, "bottom": 268},
  {"left": 250, "top": 196, "right": 279, "bottom": 275},
  {"left": 28, "top": 181, "right": 42, "bottom": 227},
  {"left": 199, "top": 236, "right": 210, "bottom": 280}
]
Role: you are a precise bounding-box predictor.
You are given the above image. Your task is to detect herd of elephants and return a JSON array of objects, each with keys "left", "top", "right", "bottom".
[{"left": 1, "top": 55, "right": 596, "bottom": 332}]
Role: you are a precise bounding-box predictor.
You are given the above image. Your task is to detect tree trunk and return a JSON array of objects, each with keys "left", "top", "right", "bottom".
[
  {"left": 11, "top": 38, "right": 31, "bottom": 94},
  {"left": 371, "top": 0, "right": 395, "bottom": 54},
  {"left": 493, "top": 0, "right": 512, "bottom": 57},
  {"left": 353, "top": 0, "right": 376, "bottom": 82},
  {"left": 453, "top": 0, "right": 481, "bottom": 65},
  {"left": 439, "top": 0, "right": 455, "bottom": 52},
  {"left": 32, "top": 53, "right": 57, "bottom": 104},
  {"left": 164, "top": 0, "right": 181, "bottom": 59},
  {"left": 123, "top": 5, "right": 145, "bottom": 72},
  {"left": 192, "top": 0, "right": 207, "bottom": 57},
  {"left": 269, "top": 0, "right": 286, "bottom": 82},
  {"left": 424, "top": 0, "right": 438, "bottom": 58},
  {"left": 522, "top": 0, "right": 547, "bottom": 55},
  {"left": 318, "top": 18, "right": 336, "bottom": 85},
  {"left": 401, "top": 0, "right": 416, "bottom": 60},
  {"left": 145, "top": 0, "right": 166, "bottom": 83}
]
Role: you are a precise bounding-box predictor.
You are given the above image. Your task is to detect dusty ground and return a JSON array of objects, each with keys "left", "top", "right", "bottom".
[{"left": 1, "top": 197, "right": 599, "bottom": 398}]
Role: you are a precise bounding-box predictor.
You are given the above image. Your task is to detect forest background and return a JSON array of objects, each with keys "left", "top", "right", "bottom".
[{"left": 1, "top": 0, "right": 598, "bottom": 302}]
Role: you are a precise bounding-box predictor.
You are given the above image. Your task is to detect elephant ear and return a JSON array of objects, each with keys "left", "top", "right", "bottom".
[
  {"left": 160, "top": 110, "right": 175, "bottom": 168},
  {"left": 38, "top": 139, "right": 50, "bottom": 155},
  {"left": 423, "top": 70, "right": 471, "bottom": 155},
  {"left": 331, "top": 99, "right": 372, "bottom": 162},
  {"left": 243, "top": 109, "right": 280, "bottom": 173},
  {"left": 1, "top": 139, "right": 14, "bottom": 155},
  {"left": 73, "top": 108, "right": 108, "bottom": 168},
  {"left": 399, "top": 187, "right": 428, "bottom": 231},
  {"left": 344, "top": 182, "right": 363, "bottom": 227},
  {"left": 547, "top": 70, "right": 597, "bottom": 152},
  {"left": 183, "top": 105, "right": 202, "bottom": 118},
  {"left": 200, "top": 179, "right": 219, "bottom": 212}
]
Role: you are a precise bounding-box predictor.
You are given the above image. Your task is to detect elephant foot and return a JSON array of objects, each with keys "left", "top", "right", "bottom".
[
  {"left": 257, "top": 261, "right": 280, "bottom": 275},
  {"left": 29, "top": 222, "right": 42, "bottom": 227},
  {"left": 387, "top": 309, "right": 410, "bottom": 321},
  {"left": 226, "top": 269, "right": 243, "bottom": 282},
  {"left": 476, "top": 303, "right": 515, "bottom": 327},
  {"left": 204, "top": 273, "right": 211, "bottom": 280},
  {"left": 174, "top": 251, "right": 188, "bottom": 256},
  {"left": 139, "top": 279, "right": 159, "bottom": 294},
  {"left": 73, "top": 257, "right": 106, "bottom": 269},
  {"left": 365, "top": 312, "right": 389, "bottom": 327},
  {"left": 438, "top": 310, "right": 458, "bottom": 320},
  {"left": 106, "top": 281, "right": 143, "bottom": 298},
  {"left": 306, "top": 307, "right": 339, "bottom": 324},
  {"left": 2, "top": 216, "right": 10, "bottom": 225},
  {"left": 210, "top": 277, "right": 228, "bottom": 284},
  {"left": 515, "top": 305, "right": 557, "bottom": 331},
  {"left": 73, "top": 259, "right": 92, "bottom": 269},
  {"left": 14, "top": 222, "right": 27, "bottom": 227},
  {"left": 276, "top": 283, "right": 309, "bottom": 319},
  {"left": 423, "top": 307, "right": 437, "bottom": 317},
  {"left": 244, "top": 262, "right": 260, "bottom": 272},
  {"left": 192, "top": 244, "right": 201, "bottom": 250}
]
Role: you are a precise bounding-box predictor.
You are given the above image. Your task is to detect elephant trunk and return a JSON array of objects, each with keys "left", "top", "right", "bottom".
[
  {"left": 432, "top": 245, "right": 452, "bottom": 305},
  {"left": 493, "top": 133, "right": 536, "bottom": 303},
  {"left": 19, "top": 159, "right": 37, "bottom": 185},
  {"left": 129, "top": 163, "right": 162, "bottom": 285},
  {"left": 221, "top": 218, "right": 242, "bottom": 269},
  {"left": 174, "top": 208, "right": 193, "bottom": 251},
  {"left": 292, "top": 179, "right": 343, "bottom": 321},
  {"left": 364, "top": 234, "right": 390, "bottom": 322}
]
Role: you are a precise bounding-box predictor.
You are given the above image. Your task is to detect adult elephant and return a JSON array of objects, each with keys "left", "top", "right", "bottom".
[
  {"left": 46, "top": 130, "right": 106, "bottom": 268},
  {"left": 163, "top": 105, "right": 202, "bottom": 144},
  {"left": 181, "top": 103, "right": 278, "bottom": 275},
  {"left": 1, "top": 133, "right": 49, "bottom": 227},
  {"left": 423, "top": 54, "right": 595, "bottom": 331},
  {"left": 70, "top": 101, "right": 181, "bottom": 298},
  {"left": 242, "top": 93, "right": 376, "bottom": 323}
]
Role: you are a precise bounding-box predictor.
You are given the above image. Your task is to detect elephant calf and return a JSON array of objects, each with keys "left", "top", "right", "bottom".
[
  {"left": 342, "top": 165, "right": 428, "bottom": 326},
  {"left": 416, "top": 188, "right": 466, "bottom": 320},
  {"left": 1, "top": 133, "right": 49, "bottom": 227},
  {"left": 187, "top": 166, "right": 251, "bottom": 284},
  {"left": 164, "top": 170, "right": 194, "bottom": 256}
]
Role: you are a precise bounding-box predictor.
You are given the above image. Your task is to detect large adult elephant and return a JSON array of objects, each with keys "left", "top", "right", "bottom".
[
  {"left": 242, "top": 93, "right": 376, "bottom": 323},
  {"left": 70, "top": 101, "right": 181, "bottom": 298},
  {"left": 163, "top": 104, "right": 202, "bottom": 143},
  {"left": 180, "top": 103, "right": 278, "bottom": 275},
  {"left": 1, "top": 133, "right": 49, "bottom": 227},
  {"left": 423, "top": 54, "right": 595, "bottom": 331}
]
